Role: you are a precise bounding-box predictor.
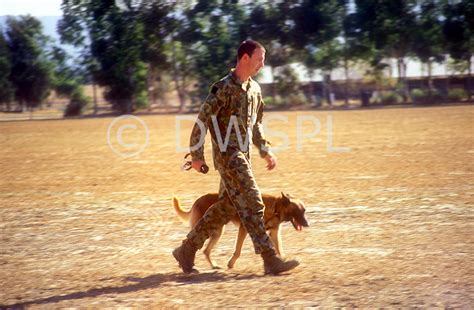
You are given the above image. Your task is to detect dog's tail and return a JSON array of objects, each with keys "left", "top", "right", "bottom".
[{"left": 172, "top": 196, "right": 191, "bottom": 224}]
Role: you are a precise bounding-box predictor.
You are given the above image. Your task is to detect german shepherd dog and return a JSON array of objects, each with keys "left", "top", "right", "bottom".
[{"left": 173, "top": 192, "right": 309, "bottom": 269}]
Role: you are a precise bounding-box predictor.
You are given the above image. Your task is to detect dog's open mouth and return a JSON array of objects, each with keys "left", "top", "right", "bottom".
[{"left": 291, "top": 218, "right": 306, "bottom": 231}]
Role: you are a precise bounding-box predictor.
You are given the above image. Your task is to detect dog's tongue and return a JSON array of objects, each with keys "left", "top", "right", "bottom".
[{"left": 297, "top": 224, "right": 302, "bottom": 231}]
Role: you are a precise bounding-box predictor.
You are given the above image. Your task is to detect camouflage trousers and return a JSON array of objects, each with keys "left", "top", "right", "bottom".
[{"left": 186, "top": 151, "right": 274, "bottom": 254}]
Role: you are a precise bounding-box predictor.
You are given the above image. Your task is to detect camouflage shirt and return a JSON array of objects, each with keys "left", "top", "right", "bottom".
[{"left": 189, "top": 70, "right": 271, "bottom": 168}]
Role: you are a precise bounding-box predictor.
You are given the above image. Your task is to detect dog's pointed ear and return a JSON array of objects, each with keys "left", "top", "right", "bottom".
[{"left": 280, "top": 192, "right": 291, "bottom": 206}]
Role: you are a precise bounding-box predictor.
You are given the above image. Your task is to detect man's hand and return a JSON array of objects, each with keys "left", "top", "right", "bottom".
[
  {"left": 264, "top": 152, "right": 277, "bottom": 170},
  {"left": 192, "top": 159, "right": 207, "bottom": 173}
]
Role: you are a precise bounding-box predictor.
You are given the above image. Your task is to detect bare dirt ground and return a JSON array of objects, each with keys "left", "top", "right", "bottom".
[{"left": 1, "top": 105, "right": 473, "bottom": 308}]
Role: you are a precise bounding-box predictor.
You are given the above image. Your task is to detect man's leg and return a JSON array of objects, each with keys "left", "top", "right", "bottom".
[
  {"left": 219, "top": 154, "right": 272, "bottom": 254},
  {"left": 220, "top": 152, "right": 299, "bottom": 274},
  {"left": 186, "top": 181, "right": 235, "bottom": 249},
  {"left": 173, "top": 180, "right": 235, "bottom": 273}
]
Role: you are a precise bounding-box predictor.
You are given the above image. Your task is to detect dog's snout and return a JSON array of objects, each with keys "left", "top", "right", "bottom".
[{"left": 300, "top": 217, "right": 310, "bottom": 227}]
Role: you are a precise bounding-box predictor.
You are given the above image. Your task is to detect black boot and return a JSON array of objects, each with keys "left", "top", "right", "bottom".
[
  {"left": 172, "top": 239, "right": 199, "bottom": 274},
  {"left": 261, "top": 249, "right": 299, "bottom": 275}
]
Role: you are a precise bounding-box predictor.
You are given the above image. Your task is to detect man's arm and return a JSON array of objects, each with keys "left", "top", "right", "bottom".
[
  {"left": 189, "top": 85, "right": 224, "bottom": 170},
  {"left": 252, "top": 97, "right": 277, "bottom": 170},
  {"left": 252, "top": 97, "right": 272, "bottom": 158}
]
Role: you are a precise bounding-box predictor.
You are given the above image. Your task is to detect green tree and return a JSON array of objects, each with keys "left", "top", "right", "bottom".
[
  {"left": 189, "top": 1, "right": 240, "bottom": 99},
  {"left": 241, "top": 2, "right": 297, "bottom": 100},
  {"left": 49, "top": 45, "right": 89, "bottom": 116},
  {"left": 169, "top": 38, "right": 196, "bottom": 111},
  {"left": 103, "top": 8, "right": 147, "bottom": 113},
  {"left": 291, "top": 0, "right": 345, "bottom": 105},
  {"left": 167, "top": 1, "right": 203, "bottom": 111},
  {"left": 291, "top": 0, "right": 343, "bottom": 49},
  {"left": 353, "top": 0, "right": 418, "bottom": 103},
  {"left": 5, "top": 15, "right": 53, "bottom": 111},
  {"left": 340, "top": 0, "right": 373, "bottom": 105},
  {"left": 57, "top": 0, "right": 100, "bottom": 112},
  {"left": 273, "top": 65, "right": 301, "bottom": 106},
  {"left": 443, "top": 0, "right": 473, "bottom": 100},
  {"left": 59, "top": 0, "right": 148, "bottom": 114},
  {"left": 314, "top": 40, "right": 343, "bottom": 105},
  {"left": 0, "top": 28, "right": 14, "bottom": 110},
  {"left": 168, "top": 0, "right": 250, "bottom": 101},
  {"left": 50, "top": 46, "right": 76, "bottom": 96},
  {"left": 412, "top": 0, "right": 445, "bottom": 97},
  {"left": 140, "top": 1, "right": 173, "bottom": 109}
]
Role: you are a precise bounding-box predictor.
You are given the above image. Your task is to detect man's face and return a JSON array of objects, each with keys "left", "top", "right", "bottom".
[{"left": 248, "top": 47, "right": 265, "bottom": 76}]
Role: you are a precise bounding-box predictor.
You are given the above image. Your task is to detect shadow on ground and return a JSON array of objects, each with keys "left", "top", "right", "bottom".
[{"left": 1, "top": 271, "right": 262, "bottom": 309}]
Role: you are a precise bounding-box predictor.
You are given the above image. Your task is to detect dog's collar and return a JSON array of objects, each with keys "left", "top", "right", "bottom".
[
  {"left": 272, "top": 198, "right": 278, "bottom": 214},
  {"left": 264, "top": 199, "right": 280, "bottom": 227}
]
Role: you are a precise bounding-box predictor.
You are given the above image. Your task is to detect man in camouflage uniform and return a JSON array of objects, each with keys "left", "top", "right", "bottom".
[{"left": 173, "top": 40, "right": 299, "bottom": 275}]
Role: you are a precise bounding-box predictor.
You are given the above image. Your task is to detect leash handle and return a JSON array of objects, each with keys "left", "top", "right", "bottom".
[
  {"left": 199, "top": 164, "right": 209, "bottom": 174},
  {"left": 182, "top": 153, "right": 209, "bottom": 174}
]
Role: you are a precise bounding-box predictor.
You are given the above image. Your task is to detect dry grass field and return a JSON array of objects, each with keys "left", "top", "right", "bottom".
[{"left": 1, "top": 105, "right": 473, "bottom": 308}]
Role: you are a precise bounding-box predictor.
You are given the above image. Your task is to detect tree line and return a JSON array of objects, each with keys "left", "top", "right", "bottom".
[
  {"left": 0, "top": 0, "right": 472, "bottom": 116},
  {"left": 0, "top": 15, "right": 88, "bottom": 115}
]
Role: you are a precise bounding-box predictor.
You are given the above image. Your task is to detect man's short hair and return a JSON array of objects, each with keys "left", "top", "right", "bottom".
[{"left": 237, "top": 40, "right": 264, "bottom": 60}]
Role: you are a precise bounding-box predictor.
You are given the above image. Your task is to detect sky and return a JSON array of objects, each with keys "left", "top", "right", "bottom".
[{"left": 0, "top": 0, "right": 62, "bottom": 16}]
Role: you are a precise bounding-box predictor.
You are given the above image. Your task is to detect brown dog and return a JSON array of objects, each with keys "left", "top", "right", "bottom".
[{"left": 173, "top": 192, "right": 309, "bottom": 269}]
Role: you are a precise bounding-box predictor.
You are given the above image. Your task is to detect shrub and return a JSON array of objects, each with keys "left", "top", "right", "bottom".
[
  {"left": 411, "top": 88, "right": 446, "bottom": 104},
  {"left": 274, "top": 65, "right": 299, "bottom": 96},
  {"left": 263, "top": 96, "right": 274, "bottom": 105},
  {"left": 380, "top": 91, "right": 403, "bottom": 105},
  {"left": 430, "top": 90, "right": 444, "bottom": 103},
  {"left": 411, "top": 89, "right": 427, "bottom": 104},
  {"left": 263, "top": 96, "right": 285, "bottom": 106},
  {"left": 64, "top": 88, "right": 89, "bottom": 117},
  {"left": 55, "top": 80, "right": 78, "bottom": 98},
  {"left": 287, "top": 93, "right": 307, "bottom": 106},
  {"left": 135, "top": 91, "right": 148, "bottom": 109},
  {"left": 448, "top": 88, "right": 467, "bottom": 102}
]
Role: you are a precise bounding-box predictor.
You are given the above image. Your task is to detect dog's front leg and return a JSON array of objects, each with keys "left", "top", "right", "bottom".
[
  {"left": 269, "top": 226, "right": 284, "bottom": 257},
  {"left": 227, "top": 224, "right": 247, "bottom": 269},
  {"left": 204, "top": 225, "right": 225, "bottom": 269}
]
